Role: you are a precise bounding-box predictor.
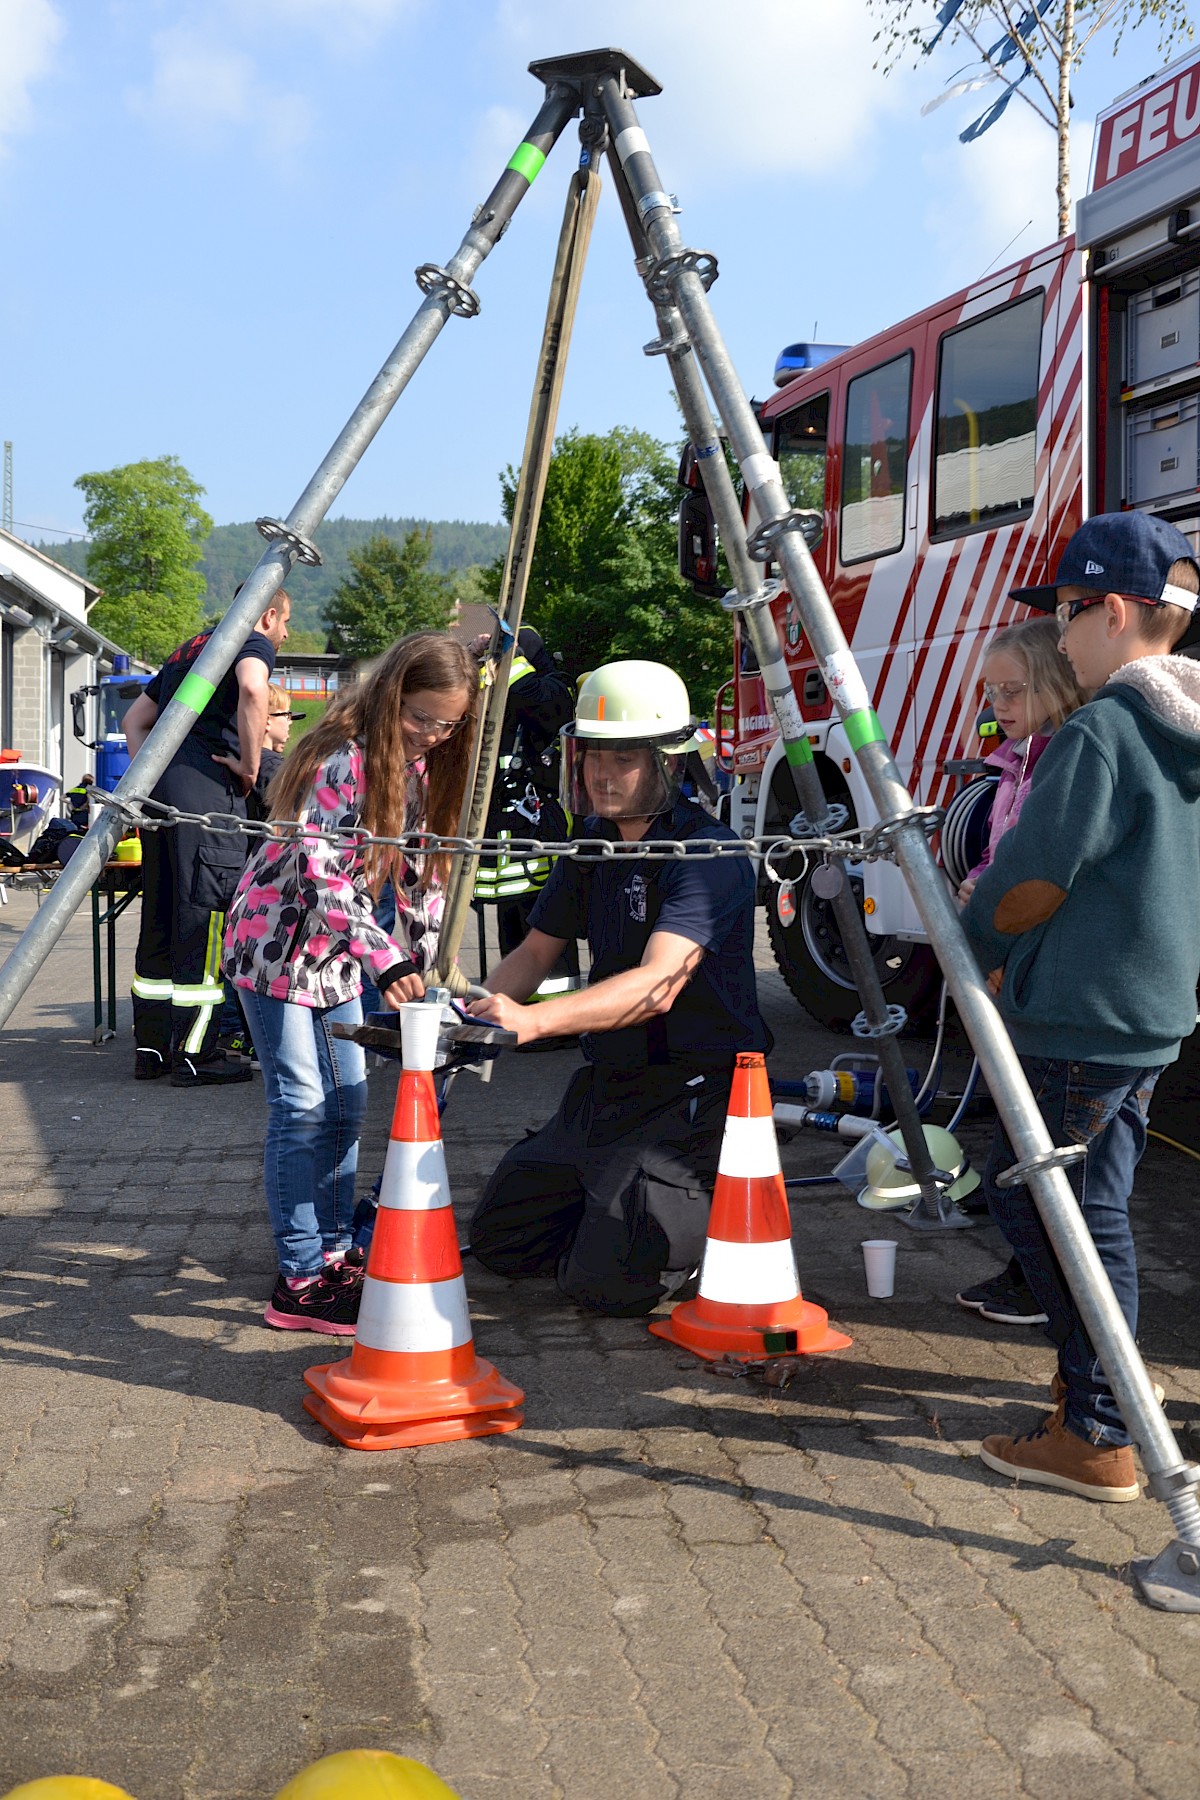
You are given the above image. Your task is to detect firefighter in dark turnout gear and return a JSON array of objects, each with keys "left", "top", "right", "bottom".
[
  {"left": 123, "top": 592, "right": 290, "bottom": 1086},
  {"left": 471, "top": 626, "right": 579, "bottom": 995},
  {"left": 467, "top": 660, "right": 767, "bottom": 1316}
]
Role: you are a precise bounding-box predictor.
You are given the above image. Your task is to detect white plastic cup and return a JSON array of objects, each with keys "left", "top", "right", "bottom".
[
  {"left": 861, "top": 1239, "right": 897, "bottom": 1299},
  {"left": 398, "top": 1000, "right": 443, "bottom": 1072}
]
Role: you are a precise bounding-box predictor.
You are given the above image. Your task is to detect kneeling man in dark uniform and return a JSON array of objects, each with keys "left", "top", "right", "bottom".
[{"left": 467, "top": 659, "right": 767, "bottom": 1316}]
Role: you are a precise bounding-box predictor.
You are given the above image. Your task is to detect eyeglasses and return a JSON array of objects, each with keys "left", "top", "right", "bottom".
[
  {"left": 1055, "top": 595, "right": 1108, "bottom": 630},
  {"left": 401, "top": 700, "right": 468, "bottom": 739},
  {"left": 982, "top": 681, "right": 1029, "bottom": 703}
]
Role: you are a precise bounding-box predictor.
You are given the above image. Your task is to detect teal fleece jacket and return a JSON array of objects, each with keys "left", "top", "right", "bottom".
[{"left": 960, "top": 654, "right": 1200, "bottom": 1067}]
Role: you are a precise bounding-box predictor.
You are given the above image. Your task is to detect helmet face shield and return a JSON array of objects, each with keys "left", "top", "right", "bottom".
[{"left": 560, "top": 736, "right": 685, "bottom": 822}]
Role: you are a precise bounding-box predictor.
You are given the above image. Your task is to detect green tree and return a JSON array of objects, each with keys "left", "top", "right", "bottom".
[
  {"left": 868, "top": 1, "right": 1192, "bottom": 237},
  {"left": 324, "top": 527, "right": 456, "bottom": 656},
  {"left": 76, "top": 456, "right": 213, "bottom": 664},
  {"left": 487, "top": 427, "right": 732, "bottom": 716}
]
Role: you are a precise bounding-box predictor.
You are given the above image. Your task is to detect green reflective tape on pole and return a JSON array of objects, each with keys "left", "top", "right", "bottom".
[
  {"left": 784, "top": 735, "right": 814, "bottom": 767},
  {"left": 507, "top": 142, "right": 546, "bottom": 184},
  {"left": 175, "top": 671, "right": 216, "bottom": 715},
  {"left": 844, "top": 708, "right": 886, "bottom": 753}
]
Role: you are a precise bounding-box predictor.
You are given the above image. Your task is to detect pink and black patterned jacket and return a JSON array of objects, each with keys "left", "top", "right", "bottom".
[{"left": 223, "top": 739, "right": 441, "bottom": 1009}]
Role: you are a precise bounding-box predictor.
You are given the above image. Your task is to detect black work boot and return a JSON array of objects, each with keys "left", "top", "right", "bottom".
[{"left": 170, "top": 1053, "right": 253, "bottom": 1088}]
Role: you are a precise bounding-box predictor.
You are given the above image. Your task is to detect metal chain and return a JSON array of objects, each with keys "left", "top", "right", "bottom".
[{"left": 89, "top": 789, "right": 938, "bottom": 866}]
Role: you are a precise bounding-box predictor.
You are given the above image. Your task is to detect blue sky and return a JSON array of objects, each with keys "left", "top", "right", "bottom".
[{"left": 1, "top": 0, "right": 1189, "bottom": 545}]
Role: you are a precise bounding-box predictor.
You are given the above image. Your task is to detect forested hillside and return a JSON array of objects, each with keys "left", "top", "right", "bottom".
[{"left": 39, "top": 515, "right": 507, "bottom": 636}]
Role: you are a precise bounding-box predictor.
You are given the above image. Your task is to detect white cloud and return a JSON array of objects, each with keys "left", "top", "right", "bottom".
[
  {"left": 0, "top": 0, "right": 64, "bottom": 153},
  {"left": 490, "top": 0, "right": 923, "bottom": 184},
  {"left": 127, "top": 25, "right": 314, "bottom": 160}
]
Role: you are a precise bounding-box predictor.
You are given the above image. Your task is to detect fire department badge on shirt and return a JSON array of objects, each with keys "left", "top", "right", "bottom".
[{"left": 627, "top": 872, "right": 647, "bottom": 923}]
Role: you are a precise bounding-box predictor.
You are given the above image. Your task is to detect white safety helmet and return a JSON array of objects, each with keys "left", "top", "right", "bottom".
[
  {"left": 857, "top": 1124, "right": 980, "bottom": 1212},
  {"left": 561, "top": 660, "right": 700, "bottom": 821}
]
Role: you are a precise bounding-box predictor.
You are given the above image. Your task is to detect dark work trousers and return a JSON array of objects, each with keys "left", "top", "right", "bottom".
[
  {"left": 132, "top": 759, "right": 249, "bottom": 1068},
  {"left": 468, "top": 1059, "right": 733, "bottom": 1316}
]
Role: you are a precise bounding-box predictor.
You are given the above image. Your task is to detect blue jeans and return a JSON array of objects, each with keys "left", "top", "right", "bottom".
[
  {"left": 984, "top": 1054, "right": 1162, "bottom": 1449},
  {"left": 240, "top": 989, "right": 368, "bottom": 1279}
]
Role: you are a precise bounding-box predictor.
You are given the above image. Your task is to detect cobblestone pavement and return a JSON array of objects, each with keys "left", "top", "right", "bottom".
[{"left": 1, "top": 889, "right": 1199, "bottom": 1798}]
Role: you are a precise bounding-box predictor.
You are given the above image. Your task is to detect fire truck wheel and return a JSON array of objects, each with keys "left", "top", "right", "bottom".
[{"left": 765, "top": 864, "right": 940, "bottom": 1031}]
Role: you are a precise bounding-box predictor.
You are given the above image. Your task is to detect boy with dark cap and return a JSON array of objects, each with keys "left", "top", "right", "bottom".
[{"left": 961, "top": 511, "right": 1200, "bottom": 1503}]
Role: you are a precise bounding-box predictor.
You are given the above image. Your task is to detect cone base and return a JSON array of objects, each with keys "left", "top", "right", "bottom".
[
  {"left": 303, "top": 1349, "right": 524, "bottom": 1450},
  {"left": 303, "top": 1388, "right": 524, "bottom": 1450},
  {"left": 649, "top": 1295, "right": 852, "bottom": 1361}
]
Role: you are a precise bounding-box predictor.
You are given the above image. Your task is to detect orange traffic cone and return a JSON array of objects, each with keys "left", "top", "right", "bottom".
[
  {"left": 649, "top": 1052, "right": 851, "bottom": 1362},
  {"left": 304, "top": 1003, "right": 524, "bottom": 1449}
]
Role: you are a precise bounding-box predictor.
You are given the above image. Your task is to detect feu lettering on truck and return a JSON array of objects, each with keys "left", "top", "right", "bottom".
[{"left": 1095, "top": 60, "right": 1200, "bottom": 188}]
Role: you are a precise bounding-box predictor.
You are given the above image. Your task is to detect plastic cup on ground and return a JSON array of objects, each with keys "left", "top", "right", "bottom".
[{"left": 861, "top": 1239, "right": 897, "bottom": 1298}]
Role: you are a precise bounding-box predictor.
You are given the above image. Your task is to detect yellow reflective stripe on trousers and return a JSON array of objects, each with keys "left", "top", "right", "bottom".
[
  {"left": 132, "top": 975, "right": 174, "bottom": 1000},
  {"left": 180, "top": 910, "right": 226, "bottom": 1053}
]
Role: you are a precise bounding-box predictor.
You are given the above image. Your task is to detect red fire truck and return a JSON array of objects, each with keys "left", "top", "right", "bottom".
[{"left": 710, "top": 44, "right": 1200, "bottom": 1029}]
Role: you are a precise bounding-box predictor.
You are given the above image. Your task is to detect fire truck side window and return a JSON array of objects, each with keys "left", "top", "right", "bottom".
[
  {"left": 840, "top": 354, "right": 912, "bottom": 564},
  {"left": 933, "top": 291, "right": 1042, "bottom": 536},
  {"left": 775, "top": 395, "right": 829, "bottom": 512}
]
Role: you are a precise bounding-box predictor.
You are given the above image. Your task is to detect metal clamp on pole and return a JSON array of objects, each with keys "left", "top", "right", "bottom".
[
  {"left": 746, "top": 510, "right": 824, "bottom": 560},
  {"left": 858, "top": 807, "right": 944, "bottom": 858},
  {"left": 720, "top": 577, "right": 783, "bottom": 615},
  {"left": 415, "top": 263, "right": 482, "bottom": 318},
  {"left": 254, "top": 518, "right": 323, "bottom": 567},
  {"left": 851, "top": 1003, "right": 908, "bottom": 1041},
  {"left": 790, "top": 802, "right": 850, "bottom": 839},
  {"left": 643, "top": 327, "right": 691, "bottom": 357},
  {"left": 994, "top": 1143, "right": 1088, "bottom": 1189},
  {"left": 643, "top": 248, "right": 718, "bottom": 302}
]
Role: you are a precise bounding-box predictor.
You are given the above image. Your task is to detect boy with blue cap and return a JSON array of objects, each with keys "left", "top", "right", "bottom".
[{"left": 961, "top": 511, "right": 1200, "bottom": 1502}]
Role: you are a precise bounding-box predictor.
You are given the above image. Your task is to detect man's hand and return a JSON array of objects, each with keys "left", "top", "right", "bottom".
[
  {"left": 381, "top": 971, "right": 426, "bottom": 1008},
  {"left": 466, "top": 990, "right": 539, "bottom": 1043},
  {"left": 957, "top": 877, "right": 977, "bottom": 903},
  {"left": 986, "top": 968, "right": 1003, "bottom": 997},
  {"left": 211, "top": 752, "right": 256, "bottom": 797}
]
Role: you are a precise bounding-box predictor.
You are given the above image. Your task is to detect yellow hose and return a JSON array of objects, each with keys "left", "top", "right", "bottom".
[{"left": 1148, "top": 1128, "right": 1200, "bottom": 1163}]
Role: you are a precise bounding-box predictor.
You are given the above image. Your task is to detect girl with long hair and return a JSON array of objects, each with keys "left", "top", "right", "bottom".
[
  {"left": 224, "top": 632, "right": 477, "bottom": 1334},
  {"left": 955, "top": 615, "right": 1087, "bottom": 1327},
  {"left": 957, "top": 616, "right": 1087, "bottom": 903}
]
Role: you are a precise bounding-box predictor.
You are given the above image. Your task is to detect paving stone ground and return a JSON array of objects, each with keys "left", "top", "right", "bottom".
[{"left": 1, "top": 887, "right": 1198, "bottom": 1798}]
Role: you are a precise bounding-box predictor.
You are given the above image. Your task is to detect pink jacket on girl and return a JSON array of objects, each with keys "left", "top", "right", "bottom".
[
  {"left": 223, "top": 739, "right": 441, "bottom": 1010},
  {"left": 966, "top": 732, "right": 1051, "bottom": 882}
]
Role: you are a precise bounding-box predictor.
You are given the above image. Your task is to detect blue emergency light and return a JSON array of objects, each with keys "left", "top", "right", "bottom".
[{"left": 773, "top": 342, "right": 850, "bottom": 388}]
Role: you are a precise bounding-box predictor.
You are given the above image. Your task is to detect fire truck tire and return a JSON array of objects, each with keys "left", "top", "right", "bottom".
[{"left": 765, "top": 865, "right": 940, "bottom": 1032}]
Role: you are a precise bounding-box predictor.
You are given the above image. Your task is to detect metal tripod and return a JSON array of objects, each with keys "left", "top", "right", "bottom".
[{"left": 2, "top": 44, "right": 1197, "bottom": 1611}]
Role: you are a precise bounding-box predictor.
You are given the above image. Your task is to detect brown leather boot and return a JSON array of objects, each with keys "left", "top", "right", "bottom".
[{"left": 980, "top": 1414, "right": 1140, "bottom": 1502}]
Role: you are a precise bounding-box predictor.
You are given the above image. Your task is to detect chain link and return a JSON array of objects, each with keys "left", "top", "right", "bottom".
[{"left": 89, "top": 790, "right": 922, "bottom": 867}]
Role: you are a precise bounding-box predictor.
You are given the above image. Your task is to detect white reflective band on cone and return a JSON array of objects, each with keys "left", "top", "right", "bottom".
[
  {"left": 378, "top": 1139, "right": 450, "bottom": 1211},
  {"left": 700, "top": 1237, "right": 800, "bottom": 1305},
  {"left": 717, "top": 1115, "right": 782, "bottom": 1179},
  {"left": 355, "top": 1274, "right": 473, "bottom": 1353}
]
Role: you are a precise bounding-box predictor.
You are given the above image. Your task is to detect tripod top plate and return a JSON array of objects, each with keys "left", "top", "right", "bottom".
[{"left": 529, "top": 49, "right": 662, "bottom": 100}]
